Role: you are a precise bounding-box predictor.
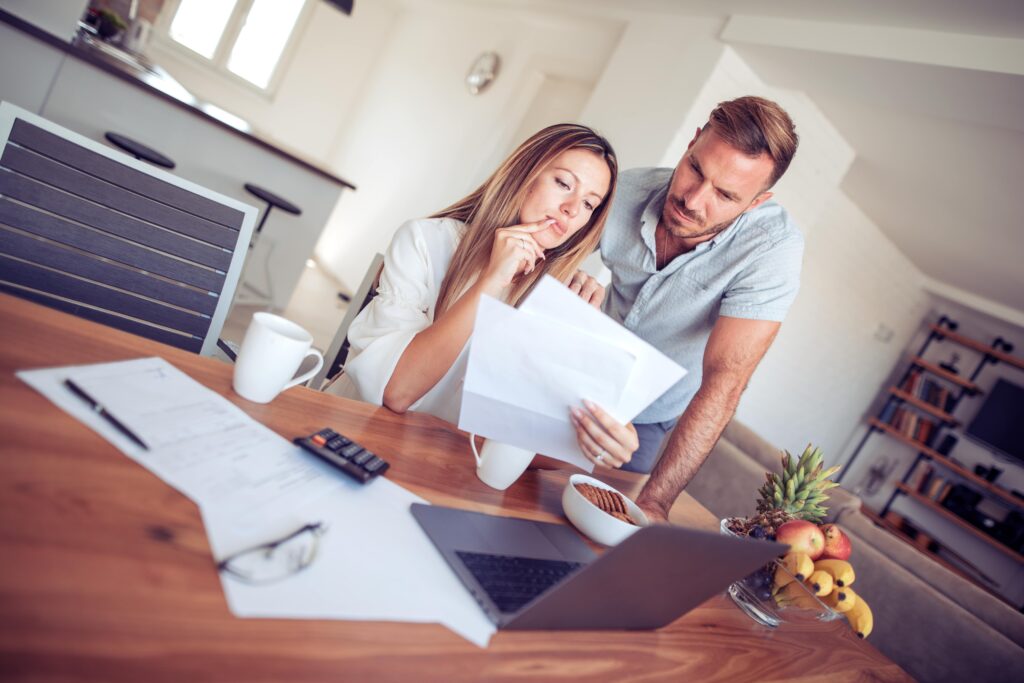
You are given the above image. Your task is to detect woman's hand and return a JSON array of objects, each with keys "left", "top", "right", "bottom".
[
  {"left": 570, "top": 400, "right": 639, "bottom": 469},
  {"left": 568, "top": 270, "right": 605, "bottom": 309},
  {"left": 479, "top": 219, "right": 552, "bottom": 293}
]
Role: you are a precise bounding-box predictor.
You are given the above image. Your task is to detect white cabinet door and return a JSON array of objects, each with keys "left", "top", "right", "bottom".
[{"left": 0, "top": 22, "right": 67, "bottom": 112}]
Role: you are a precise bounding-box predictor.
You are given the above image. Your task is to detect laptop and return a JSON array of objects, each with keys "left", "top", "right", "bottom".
[{"left": 411, "top": 503, "right": 785, "bottom": 630}]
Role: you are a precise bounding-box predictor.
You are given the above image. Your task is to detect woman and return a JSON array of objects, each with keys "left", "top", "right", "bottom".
[{"left": 339, "top": 124, "right": 637, "bottom": 469}]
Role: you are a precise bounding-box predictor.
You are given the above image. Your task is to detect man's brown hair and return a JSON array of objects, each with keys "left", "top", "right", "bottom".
[{"left": 707, "top": 96, "right": 798, "bottom": 189}]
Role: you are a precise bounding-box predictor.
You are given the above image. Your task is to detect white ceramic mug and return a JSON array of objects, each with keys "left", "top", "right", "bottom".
[
  {"left": 233, "top": 312, "right": 324, "bottom": 403},
  {"left": 469, "top": 435, "right": 535, "bottom": 490}
]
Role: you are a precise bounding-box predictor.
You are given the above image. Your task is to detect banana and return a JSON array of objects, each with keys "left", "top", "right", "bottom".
[
  {"left": 821, "top": 586, "right": 856, "bottom": 612},
  {"left": 804, "top": 569, "right": 834, "bottom": 596},
  {"left": 774, "top": 580, "right": 819, "bottom": 610},
  {"left": 814, "top": 558, "right": 855, "bottom": 587},
  {"left": 843, "top": 589, "right": 873, "bottom": 638},
  {"left": 779, "top": 552, "right": 814, "bottom": 582}
]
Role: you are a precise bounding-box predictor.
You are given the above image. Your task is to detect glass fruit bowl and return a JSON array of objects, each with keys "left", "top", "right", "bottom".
[{"left": 720, "top": 518, "right": 843, "bottom": 628}]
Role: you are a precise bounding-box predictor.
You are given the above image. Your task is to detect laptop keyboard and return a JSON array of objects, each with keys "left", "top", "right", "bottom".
[{"left": 455, "top": 550, "right": 585, "bottom": 614}]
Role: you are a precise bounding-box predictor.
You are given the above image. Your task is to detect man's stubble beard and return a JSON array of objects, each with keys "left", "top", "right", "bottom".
[{"left": 662, "top": 195, "right": 736, "bottom": 241}]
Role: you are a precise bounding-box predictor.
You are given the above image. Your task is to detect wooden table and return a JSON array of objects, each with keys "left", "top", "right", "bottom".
[{"left": 0, "top": 294, "right": 909, "bottom": 682}]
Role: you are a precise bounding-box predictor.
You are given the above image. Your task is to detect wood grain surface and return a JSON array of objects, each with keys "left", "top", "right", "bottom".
[{"left": 0, "top": 294, "right": 910, "bottom": 682}]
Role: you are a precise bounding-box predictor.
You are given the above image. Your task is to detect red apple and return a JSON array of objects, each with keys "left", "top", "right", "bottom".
[
  {"left": 775, "top": 520, "right": 825, "bottom": 559},
  {"left": 819, "top": 523, "right": 852, "bottom": 560}
]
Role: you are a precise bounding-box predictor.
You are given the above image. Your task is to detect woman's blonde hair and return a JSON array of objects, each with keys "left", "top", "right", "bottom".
[{"left": 432, "top": 123, "right": 617, "bottom": 316}]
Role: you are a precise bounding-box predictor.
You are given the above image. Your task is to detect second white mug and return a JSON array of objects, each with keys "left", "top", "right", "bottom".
[
  {"left": 233, "top": 312, "right": 324, "bottom": 403},
  {"left": 470, "top": 435, "right": 535, "bottom": 490}
]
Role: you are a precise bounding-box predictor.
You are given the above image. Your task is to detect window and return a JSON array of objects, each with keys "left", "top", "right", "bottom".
[{"left": 165, "top": 0, "right": 308, "bottom": 90}]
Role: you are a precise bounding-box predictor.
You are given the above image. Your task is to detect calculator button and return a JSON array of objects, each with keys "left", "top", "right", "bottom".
[
  {"left": 353, "top": 450, "right": 373, "bottom": 465},
  {"left": 363, "top": 456, "right": 386, "bottom": 472},
  {"left": 315, "top": 428, "right": 338, "bottom": 440},
  {"left": 326, "top": 436, "right": 350, "bottom": 451},
  {"left": 340, "top": 443, "right": 363, "bottom": 458}
]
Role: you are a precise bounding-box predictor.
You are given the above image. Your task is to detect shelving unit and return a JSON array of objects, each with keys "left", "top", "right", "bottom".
[
  {"left": 860, "top": 506, "right": 1005, "bottom": 600},
  {"left": 841, "top": 315, "right": 1024, "bottom": 587}
]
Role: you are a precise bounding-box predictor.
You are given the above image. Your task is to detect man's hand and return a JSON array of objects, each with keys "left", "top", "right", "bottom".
[
  {"left": 637, "top": 316, "right": 781, "bottom": 517},
  {"left": 567, "top": 269, "right": 605, "bottom": 309},
  {"left": 635, "top": 498, "right": 671, "bottom": 524}
]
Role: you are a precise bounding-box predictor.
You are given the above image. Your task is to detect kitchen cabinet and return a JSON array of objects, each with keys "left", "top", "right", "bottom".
[
  {"left": 0, "top": 21, "right": 67, "bottom": 112},
  {"left": 0, "top": 11, "right": 355, "bottom": 311}
]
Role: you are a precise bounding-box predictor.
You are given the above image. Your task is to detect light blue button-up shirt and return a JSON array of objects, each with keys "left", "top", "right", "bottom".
[{"left": 601, "top": 167, "right": 804, "bottom": 424}]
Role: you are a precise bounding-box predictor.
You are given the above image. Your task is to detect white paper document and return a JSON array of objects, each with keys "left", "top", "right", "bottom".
[
  {"left": 459, "top": 276, "right": 686, "bottom": 469},
  {"left": 18, "top": 358, "right": 497, "bottom": 646}
]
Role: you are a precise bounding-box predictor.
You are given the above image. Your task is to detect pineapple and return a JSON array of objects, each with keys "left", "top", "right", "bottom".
[{"left": 729, "top": 444, "right": 841, "bottom": 538}]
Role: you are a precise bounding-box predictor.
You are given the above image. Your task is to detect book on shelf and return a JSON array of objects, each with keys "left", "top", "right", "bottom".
[
  {"left": 885, "top": 406, "right": 937, "bottom": 446},
  {"left": 901, "top": 369, "right": 922, "bottom": 394},
  {"left": 911, "top": 462, "right": 935, "bottom": 492},
  {"left": 937, "top": 481, "right": 955, "bottom": 503},
  {"left": 927, "top": 475, "right": 947, "bottom": 499}
]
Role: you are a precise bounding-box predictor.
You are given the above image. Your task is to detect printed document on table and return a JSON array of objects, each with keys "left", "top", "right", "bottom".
[
  {"left": 459, "top": 277, "right": 686, "bottom": 470},
  {"left": 17, "top": 358, "right": 497, "bottom": 646},
  {"left": 18, "top": 357, "right": 340, "bottom": 512}
]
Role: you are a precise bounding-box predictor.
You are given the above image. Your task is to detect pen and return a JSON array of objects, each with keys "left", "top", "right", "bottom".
[{"left": 64, "top": 378, "right": 149, "bottom": 451}]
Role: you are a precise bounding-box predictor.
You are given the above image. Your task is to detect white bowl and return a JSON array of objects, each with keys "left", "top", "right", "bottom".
[{"left": 562, "top": 474, "right": 649, "bottom": 546}]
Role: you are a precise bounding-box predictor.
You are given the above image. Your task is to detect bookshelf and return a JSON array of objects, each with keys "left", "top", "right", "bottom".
[
  {"left": 895, "top": 484, "right": 1022, "bottom": 563},
  {"left": 841, "top": 315, "right": 1024, "bottom": 579}
]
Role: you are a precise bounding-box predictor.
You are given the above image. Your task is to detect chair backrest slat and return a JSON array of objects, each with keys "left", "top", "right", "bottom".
[
  {"left": 1, "top": 257, "right": 211, "bottom": 337},
  {"left": 1, "top": 170, "right": 232, "bottom": 271},
  {"left": 0, "top": 197, "right": 225, "bottom": 293},
  {"left": 2, "top": 145, "right": 239, "bottom": 250},
  {"left": 1, "top": 227, "right": 216, "bottom": 314},
  {"left": 0, "top": 283, "right": 203, "bottom": 352},
  {"left": 10, "top": 119, "right": 243, "bottom": 230},
  {"left": 0, "top": 102, "right": 257, "bottom": 356}
]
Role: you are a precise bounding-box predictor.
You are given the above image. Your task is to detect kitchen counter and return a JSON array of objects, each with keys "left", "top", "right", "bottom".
[{"left": 0, "top": 8, "right": 355, "bottom": 190}]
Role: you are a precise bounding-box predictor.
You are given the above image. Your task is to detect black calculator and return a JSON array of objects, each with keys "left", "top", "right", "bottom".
[{"left": 293, "top": 428, "right": 390, "bottom": 483}]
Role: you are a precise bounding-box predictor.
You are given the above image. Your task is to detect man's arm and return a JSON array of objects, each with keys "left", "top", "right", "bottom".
[{"left": 635, "top": 316, "right": 781, "bottom": 522}]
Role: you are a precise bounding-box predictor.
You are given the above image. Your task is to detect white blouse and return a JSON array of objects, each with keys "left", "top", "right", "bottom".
[{"left": 336, "top": 217, "right": 474, "bottom": 425}]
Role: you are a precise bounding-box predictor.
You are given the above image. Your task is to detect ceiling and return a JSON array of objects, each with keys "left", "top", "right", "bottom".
[{"left": 454, "top": 0, "right": 1024, "bottom": 317}]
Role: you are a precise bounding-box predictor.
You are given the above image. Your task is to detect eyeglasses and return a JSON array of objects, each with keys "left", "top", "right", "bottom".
[{"left": 217, "top": 522, "right": 327, "bottom": 585}]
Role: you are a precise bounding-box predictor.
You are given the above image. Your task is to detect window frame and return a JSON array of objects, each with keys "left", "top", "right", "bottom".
[{"left": 153, "top": 0, "right": 314, "bottom": 97}]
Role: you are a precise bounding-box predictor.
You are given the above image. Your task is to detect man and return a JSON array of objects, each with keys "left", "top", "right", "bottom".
[{"left": 571, "top": 96, "right": 803, "bottom": 522}]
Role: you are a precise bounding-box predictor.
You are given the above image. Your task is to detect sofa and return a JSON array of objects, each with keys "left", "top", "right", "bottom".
[{"left": 686, "top": 420, "right": 1024, "bottom": 683}]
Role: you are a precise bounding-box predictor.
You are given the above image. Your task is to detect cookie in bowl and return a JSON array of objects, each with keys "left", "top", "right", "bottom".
[{"left": 562, "top": 474, "right": 649, "bottom": 546}]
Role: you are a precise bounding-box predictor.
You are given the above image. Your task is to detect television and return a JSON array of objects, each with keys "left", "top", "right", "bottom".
[{"left": 965, "top": 378, "right": 1024, "bottom": 464}]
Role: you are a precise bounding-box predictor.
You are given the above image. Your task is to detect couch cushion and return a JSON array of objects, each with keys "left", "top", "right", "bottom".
[
  {"left": 685, "top": 438, "right": 764, "bottom": 521},
  {"left": 844, "top": 531, "right": 1023, "bottom": 683},
  {"left": 838, "top": 507, "right": 1024, "bottom": 649},
  {"left": 722, "top": 420, "right": 783, "bottom": 471}
]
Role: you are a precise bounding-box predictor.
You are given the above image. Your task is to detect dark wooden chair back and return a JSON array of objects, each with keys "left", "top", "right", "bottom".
[{"left": 0, "top": 102, "right": 256, "bottom": 355}]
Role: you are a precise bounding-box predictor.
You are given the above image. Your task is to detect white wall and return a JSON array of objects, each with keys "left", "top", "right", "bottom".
[
  {"left": 746, "top": 192, "right": 931, "bottom": 461},
  {"left": 315, "top": 3, "right": 623, "bottom": 289},
  {"left": 579, "top": 14, "right": 725, "bottom": 170}
]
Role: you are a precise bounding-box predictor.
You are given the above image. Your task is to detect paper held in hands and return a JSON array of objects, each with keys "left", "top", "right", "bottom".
[{"left": 459, "top": 276, "right": 686, "bottom": 470}]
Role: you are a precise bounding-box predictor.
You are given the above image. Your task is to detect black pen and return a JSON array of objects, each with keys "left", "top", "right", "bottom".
[{"left": 64, "top": 378, "right": 149, "bottom": 450}]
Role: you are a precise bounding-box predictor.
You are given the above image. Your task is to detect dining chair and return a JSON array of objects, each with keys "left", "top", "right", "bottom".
[
  {"left": 0, "top": 101, "right": 257, "bottom": 356},
  {"left": 311, "top": 252, "right": 384, "bottom": 390}
]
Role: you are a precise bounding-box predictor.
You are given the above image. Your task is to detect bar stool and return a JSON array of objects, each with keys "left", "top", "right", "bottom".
[
  {"left": 235, "top": 183, "right": 303, "bottom": 309},
  {"left": 243, "top": 183, "right": 302, "bottom": 246},
  {"left": 104, "top": 132, "right": 175, "bottom": 169}
]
